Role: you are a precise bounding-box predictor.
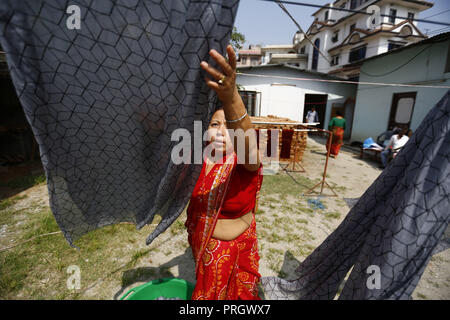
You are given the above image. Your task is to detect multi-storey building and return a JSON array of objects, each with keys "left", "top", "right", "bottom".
[
  {"left": 260, "top": 44, "right": 308, "bottom": 67},
  {"left": 236, "top": 45, "right": 263, "bottom": 67},
  {"left": 265, "top": 0, "right": 433, "bottom": 80}
]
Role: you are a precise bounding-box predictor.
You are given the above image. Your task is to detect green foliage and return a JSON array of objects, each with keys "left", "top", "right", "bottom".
[{"left": 230, "top": 27, "right": 245, "bottom": 51}]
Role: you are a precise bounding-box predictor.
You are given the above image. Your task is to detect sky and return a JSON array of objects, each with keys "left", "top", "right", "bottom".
[{"left": 233, "top": 0, "right": 450, "bottom": 47}]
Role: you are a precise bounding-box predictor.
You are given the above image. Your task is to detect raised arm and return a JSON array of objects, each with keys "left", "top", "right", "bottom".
[{"left": 200, "top": 45, "right": 260, "bottom": 171}]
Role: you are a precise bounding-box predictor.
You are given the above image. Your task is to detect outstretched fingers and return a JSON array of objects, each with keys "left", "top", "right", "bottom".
[
  {"left": 226, "top": 45, "right": 237, "bottom": 70},
  {"left": 200, "top": 61, "right": 224, "bottom": 81},
  {"left": 209, "top": 49, "right": 233, "bottom": 76}
]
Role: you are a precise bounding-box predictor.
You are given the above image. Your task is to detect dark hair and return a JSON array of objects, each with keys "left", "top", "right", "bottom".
[{"left": 336, "top": 110, "right": 343, "bottom": 117}]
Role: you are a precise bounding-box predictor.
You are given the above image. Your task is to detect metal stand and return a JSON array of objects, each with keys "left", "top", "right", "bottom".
[{"left": 305, "top": 128, "right": 338, "bottom": 197}]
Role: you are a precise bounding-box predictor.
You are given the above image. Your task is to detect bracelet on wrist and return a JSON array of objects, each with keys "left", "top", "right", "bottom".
[{"left": 226, "top": 110, "right": 248, "bottom": 123}]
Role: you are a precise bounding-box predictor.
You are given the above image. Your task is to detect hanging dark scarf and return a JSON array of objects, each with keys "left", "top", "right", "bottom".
[{"left": 0, "top": 0, "right": 240, "bottom": 247}]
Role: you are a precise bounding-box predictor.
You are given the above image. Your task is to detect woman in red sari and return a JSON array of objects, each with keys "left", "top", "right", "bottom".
[
  {"left": 185, "top": 45, "right": 263, "bottom": 300},
  {"left": 327, "top": 110, "right": 346, "bottom": 158}
]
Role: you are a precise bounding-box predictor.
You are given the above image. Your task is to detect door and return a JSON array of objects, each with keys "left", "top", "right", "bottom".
[
  {"left": 330, "top": 98, "right": 355, "bottom": 139},
  {"left": 304, "top": 94, "right": 328, "bottom": 129},
  {"left": 388, "top": 92, "right": 417, "bottom": 131}
]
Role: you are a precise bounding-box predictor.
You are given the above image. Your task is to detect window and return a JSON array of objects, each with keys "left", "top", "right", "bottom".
[
  {"left": 239, "top": 91, "right": 260, "bottom": 116},
  {"left": 399, "top": 26, "right": 413, "bottom": 37},
  {"left": 250, "top": 58, "right": 259, "bottom": 66},
  {"left": 388, "top": 42, "right": 405, "bottom": 51},
  {"left": 395, "top": 98, "right": 415, "bottom": 123},
  {"left": 340, "top": 2, "right": 346, "bottom": 9},
  {"left": 408, "top": 12, "right": 415, "bottom": 21},
  {"left": 349, "top": 45, "right": 367, "bottom": 63},
  {"left": 300, "top": 46, "right": 306, "bottom": 54},
  {"left": 324, "top": 10, "right": 329, "bottom": 21},
  {"left": 389, "top": 9, "right": 397, "bottom": 24},
  {"left": 312, "top": 38, "right": 320, "bottom": 70},
  {"left": 330, "top": 55, "right": 340, "bottom": 66},
  {"left": 332, "top": 31, "right": 339, "bottom": 43},
  {"left": 350, "top": 0, "right": 358, "bottom": 9},
  {"left": 241, "top": 57, "right": 247, "bottom": 64},
  {"left": 350, "top": 23, "right": 356, "bottom": 34}
]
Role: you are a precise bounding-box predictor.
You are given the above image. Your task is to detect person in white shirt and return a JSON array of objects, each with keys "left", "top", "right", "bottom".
[
  {"left": 305, "top": 107, "right": 319, "bottom": 124},
  {"left": 380, "top": 129, "right": 409, "bottom": 168}
]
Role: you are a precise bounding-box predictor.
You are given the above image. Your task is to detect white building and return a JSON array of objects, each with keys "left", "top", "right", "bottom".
[
  {"left": 350, "top": 32, "right": 450, "bottom": 143},
  {"left": 265, "top": 0, "right": 433, "bottom": 80},
  {"left": 237, "top": 45, "right": 263, "bottom": 67},
  {"left": 260, "top": 43, "right": 308, "bottom": 68},
  {"left": 237, "top": 64, "right": 357, "bottom": 138}
]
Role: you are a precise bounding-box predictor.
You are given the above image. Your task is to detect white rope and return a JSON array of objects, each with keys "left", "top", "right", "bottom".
[
  {"left": 252, "top": 121, "right": 319, "bottom": 126},
  {"left": 238, "top": 72, "right": 450, "bottom": 89}
]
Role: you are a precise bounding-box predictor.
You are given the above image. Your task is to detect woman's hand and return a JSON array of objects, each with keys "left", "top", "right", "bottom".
[
  {"left": 200, "top": 45, "right": 239, "bottom": 106},
  {"left": 200, "top": 44, "right": 260, "bottom": 172}
]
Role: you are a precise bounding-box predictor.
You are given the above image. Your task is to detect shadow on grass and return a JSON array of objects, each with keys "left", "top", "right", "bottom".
[
  {"left": 113, "top": 247, "right": 196, "bottom": 300},
  {"left": 284, "top": 171, "right": 315, "bottom": 190}
]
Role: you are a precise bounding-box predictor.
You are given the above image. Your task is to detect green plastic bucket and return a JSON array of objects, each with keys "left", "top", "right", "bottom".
[{"left": 120, "top": 278, "right": 195, "bottom": 300}]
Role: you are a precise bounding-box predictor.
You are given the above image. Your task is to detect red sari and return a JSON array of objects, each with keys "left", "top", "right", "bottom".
[
  {"left": 185, "top": 153, "right": 263, "bottom": 300},
  {"left": 328, "top": 127, "right": 345, "bottom": 156}
]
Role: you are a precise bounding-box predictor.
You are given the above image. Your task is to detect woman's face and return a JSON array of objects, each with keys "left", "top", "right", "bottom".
[{"left": 206, "top": 109, "right": 234, "bottom": 156}]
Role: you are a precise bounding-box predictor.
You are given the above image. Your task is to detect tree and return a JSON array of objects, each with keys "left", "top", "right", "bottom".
[{"left": 230, "top": 27, "right": 245, "bottom": 52}]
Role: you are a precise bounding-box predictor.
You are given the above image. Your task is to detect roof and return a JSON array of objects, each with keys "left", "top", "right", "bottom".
[
  {"left": 237, "top": 63, "right": 351, "bottom": 81},
  {"left": 238, "top": 49, "right": 262, "bottom": 55},
  {"left": 261, "top": 44, "right": 295, "bottom": 50}
]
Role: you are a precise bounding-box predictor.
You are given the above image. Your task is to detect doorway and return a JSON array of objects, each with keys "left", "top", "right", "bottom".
[
  {"left": 330, "top": 98, "right": 355, "bottom": 140},
  {"left": 388, "top": 92, "right": 417, "bottom": 131},
  {"left": 304, "top": 94, "right": 328, "bottom": 129}
]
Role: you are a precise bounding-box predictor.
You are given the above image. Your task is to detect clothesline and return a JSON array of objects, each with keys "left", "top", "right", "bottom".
[
  {"left": 238, "top": 72, "right": 450, "bottom": 89},
  {"left": 252, "top": 121, "right": 319, "bottom": 126}
]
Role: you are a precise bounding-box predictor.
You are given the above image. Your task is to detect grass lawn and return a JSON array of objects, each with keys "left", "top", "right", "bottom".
[{"left": 0, "top": 166, "right": 377, "bottom": 299}]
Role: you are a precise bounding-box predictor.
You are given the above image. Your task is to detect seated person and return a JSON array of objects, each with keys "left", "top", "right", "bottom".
[
  {"left": 377, "top": 126, "right": 400, "bottom": 147},
  {"left": 380, "top": 128, "right": 409, "bottom": 169}
]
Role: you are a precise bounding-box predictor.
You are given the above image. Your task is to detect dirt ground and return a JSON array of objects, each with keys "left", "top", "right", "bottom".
[{"left": 1, "top": 136, "right": 448, "bottom": 300}]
